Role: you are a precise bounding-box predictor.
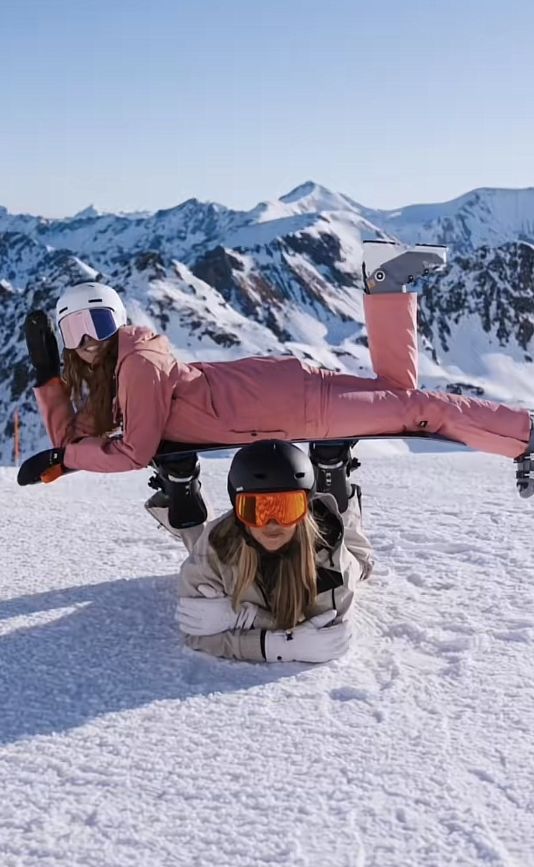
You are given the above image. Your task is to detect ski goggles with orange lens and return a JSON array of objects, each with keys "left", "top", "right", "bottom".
[
  {"left": 235, "top": 490, "right": 308, "bottom": 528},
  {"left": 59, "top": 308, "right": 121, "bottom": 349}
]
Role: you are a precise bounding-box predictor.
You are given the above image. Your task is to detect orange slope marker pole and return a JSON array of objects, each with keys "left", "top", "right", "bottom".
[{"left": 14, "top": 409, "right": 20, "bottom": 467}]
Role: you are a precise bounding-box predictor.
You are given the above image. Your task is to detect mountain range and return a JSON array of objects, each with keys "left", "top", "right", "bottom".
[{"left": 1, "top": 181, "right": 533, "bottom": 463}]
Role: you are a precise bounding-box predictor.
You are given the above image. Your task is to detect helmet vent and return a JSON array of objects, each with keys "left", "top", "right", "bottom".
[{"left": 88, "top": 298, "right": 103, "bottom": 303}]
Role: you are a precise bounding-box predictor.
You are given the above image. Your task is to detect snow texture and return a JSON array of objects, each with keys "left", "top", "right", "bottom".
[{"left": 1, "top": 446, "right": 533, "bottom": 866}]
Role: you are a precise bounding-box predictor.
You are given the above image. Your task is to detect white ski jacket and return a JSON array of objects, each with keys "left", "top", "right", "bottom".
[{"left": 175, "top": 491, "right": 373, "bottom": 661}]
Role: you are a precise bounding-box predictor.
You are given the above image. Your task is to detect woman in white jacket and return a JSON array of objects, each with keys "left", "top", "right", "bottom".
[{"left": 175, "top": 439, "right": 373, "bottom": 663}]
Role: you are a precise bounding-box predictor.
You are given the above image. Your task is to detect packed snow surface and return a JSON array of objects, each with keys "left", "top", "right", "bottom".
[{"left": 1, "top": 447, "right": 533, "bottom": 866}]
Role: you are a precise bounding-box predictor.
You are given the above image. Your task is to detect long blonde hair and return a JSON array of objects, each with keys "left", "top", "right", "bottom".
[
  {"left": 209, "top": 512, "right": 322, "bottom": 630},
  {"left": 62, "top": 333, "right": 119, "bottom": 436}
]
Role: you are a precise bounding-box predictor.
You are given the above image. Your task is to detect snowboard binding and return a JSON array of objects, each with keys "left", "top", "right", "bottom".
[
  {"left": 515, "top": 454, "right": 534, "bottom": 498},
  {"left": 515, "top": 419, "right": 534, "bottom": 498},
  {"left": 309, "top": 439, "right": 360, "bottom": 514},
  {"left": 362, "top": 240, "right": 448, "bottom": 294},
  {"left": 146, "top": 453, "right": 208, "bottom": 529}
]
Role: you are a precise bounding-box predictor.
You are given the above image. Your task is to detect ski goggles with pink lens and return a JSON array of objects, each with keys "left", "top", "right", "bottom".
[{"left": 58, "top": 308, "right": 121, "bottom": 349}]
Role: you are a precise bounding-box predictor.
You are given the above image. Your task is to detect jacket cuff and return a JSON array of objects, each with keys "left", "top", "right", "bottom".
[
  {"left": 238, "top": 629, "right": 267, "bottom": 662},
  {"left": 253, "top": 608, "right": 277, "bottom": 630},
  {"left": 33, "top": 375, "right": 65, "bottom": 393}
]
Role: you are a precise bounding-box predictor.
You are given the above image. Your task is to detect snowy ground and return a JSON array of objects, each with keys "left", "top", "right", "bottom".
[{"left": 1, "top": 447, "right": 533, "bottom": 867}]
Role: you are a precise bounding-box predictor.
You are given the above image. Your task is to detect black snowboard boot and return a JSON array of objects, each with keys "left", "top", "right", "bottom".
[
  {"left": 147, "top": 454, "right": 208, "bottom": 528},
  {"left": 515, "top": 419, "right": 534, "bottom": 498},
  {"left": 309, "top": 439, "right": 360, "bottom": 514}
]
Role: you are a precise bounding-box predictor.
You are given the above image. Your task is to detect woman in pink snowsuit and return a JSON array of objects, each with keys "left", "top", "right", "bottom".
[{"left": 20, "top": 250, "right": 533, "bottom": 492}]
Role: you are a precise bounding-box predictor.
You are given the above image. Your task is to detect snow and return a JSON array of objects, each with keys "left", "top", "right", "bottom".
[
  {"left": 278, "top": 181, "right": 359, "bottom": 217},
  {"left": 1, "top": 448, "right": 533, "bottom": 866},
  {"left": 423, "top": 311, "right": 534, "bottom": 407}
]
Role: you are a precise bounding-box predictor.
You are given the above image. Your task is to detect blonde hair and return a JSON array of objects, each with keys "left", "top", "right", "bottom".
[
  {"left": 62, "top": 333, "right": 119, "bottom": 436},
  {"left": 209, "top": 512, "right": 322, "bottom": 630}
]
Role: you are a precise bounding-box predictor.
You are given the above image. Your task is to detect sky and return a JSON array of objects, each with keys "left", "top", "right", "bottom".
[{"left": 1, "top": 0, "right": 534, "bottom": 217}]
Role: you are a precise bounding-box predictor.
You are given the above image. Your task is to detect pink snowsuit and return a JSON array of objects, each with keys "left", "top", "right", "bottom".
[{"left": 35, "top": 293, "right": 531, "bottom": 473}]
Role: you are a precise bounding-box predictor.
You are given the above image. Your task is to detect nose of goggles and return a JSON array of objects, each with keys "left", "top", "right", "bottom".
[
  {"left": 235, "top": 490, "right": 308, "bottom": 528},
  {"left": 58, "top": 308, "right": 121, "bottom": 349}
]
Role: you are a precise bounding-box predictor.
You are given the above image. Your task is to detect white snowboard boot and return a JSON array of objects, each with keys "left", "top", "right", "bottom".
[{"left": 362, "top": 240, "right": 448, "bottom": 293}]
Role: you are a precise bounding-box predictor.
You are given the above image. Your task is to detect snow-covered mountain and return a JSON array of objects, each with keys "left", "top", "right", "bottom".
[
  {"left": 1, "top": 182, "right": 533, "bottom": 462},
  {"left": 357, "top": 186, "right": 534, "bottom": 254}
]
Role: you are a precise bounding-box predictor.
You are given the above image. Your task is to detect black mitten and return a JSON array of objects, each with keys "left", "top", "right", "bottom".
[
  {"left": 24, "top": 310, "right": 61, "bottom": 387},
  {"left": 17, "top": 447, "right": 66, "bottom": 486}
]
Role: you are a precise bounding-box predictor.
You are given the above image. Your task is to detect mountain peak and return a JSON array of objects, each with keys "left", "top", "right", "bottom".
[
  {"left": 155, "top": 197, "right": 220, "bottom": 218},
  {"left": 278, "top": 181, "right": 360, "bottom": 216},
  {"left": 71, "top": 205, "right": 101, "bottom": 220},
  {"left": 280, "top": 181, "right": 332, "bottom": 204}
]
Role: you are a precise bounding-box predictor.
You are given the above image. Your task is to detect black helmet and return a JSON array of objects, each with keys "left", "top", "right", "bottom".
[{"left": 227, "top": 440, "right": 315, "bottom": 505}]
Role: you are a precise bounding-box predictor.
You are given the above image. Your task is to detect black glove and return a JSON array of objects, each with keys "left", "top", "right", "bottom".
[
  {"left": 24, "top": 310, "right": 61, "bottom": 387},
  {"left": 17, "top": 448, "right": 67, "bottom": 486}
]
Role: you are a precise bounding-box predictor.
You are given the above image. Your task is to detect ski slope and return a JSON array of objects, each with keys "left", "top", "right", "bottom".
[{"left": 1, "top": 447, "right": 533, "bottom": 867}]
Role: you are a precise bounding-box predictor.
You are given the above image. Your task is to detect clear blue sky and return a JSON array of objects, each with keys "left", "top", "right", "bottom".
[{"left": 1, "top": 0, "right": 533, "bottom": 217}]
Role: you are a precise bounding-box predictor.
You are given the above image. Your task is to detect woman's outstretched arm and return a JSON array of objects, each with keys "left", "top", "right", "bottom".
[
  {"left": 35, "top": 378, "right": 98, "bottom": 445},
  {"left": 60, "top": 354, "right": 175, "bottom": 472}
]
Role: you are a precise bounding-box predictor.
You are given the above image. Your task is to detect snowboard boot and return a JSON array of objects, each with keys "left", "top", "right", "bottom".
[
  {"left": 146, "top": 453, "right": 208, "bottom": 529},
  {"left": 309, "top": 439, "right": 360, "bottom": 514},
  {"left": 362, "top": 240, "right": 448, "bottom": 294},
  {"left": 515, "top": 419, "right": 534, "bottom": 498},
  {"left": 144, "top": 488, "right": 183, "bottom": 539}
]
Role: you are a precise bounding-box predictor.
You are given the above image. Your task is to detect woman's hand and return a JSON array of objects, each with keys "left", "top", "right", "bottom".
[
  {"left": 24, "top": 310, "right": 60, "bottom": 387},
  {"left": 264, "top": 610, "right": 351, "bottom": 663},
  {"left": 176, "top": 585, "right": 258, "bottom": 636}
]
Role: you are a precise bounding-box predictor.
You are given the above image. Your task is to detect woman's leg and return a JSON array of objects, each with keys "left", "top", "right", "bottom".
[
  {"left": 364, "top": 293, "right": 418, "bottom": 390},
  {"left": 319, "top": 378, "right": 531, "bottom": 459},
  {"left": 362, "top": 242, "right": 447, "bottom": 390},
  {"left": 317, "top": 242, "right": 532, "bottom": 460}
]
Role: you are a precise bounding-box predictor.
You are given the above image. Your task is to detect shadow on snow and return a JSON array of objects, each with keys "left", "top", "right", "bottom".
[{"left": 0, "top": 574, "right": 294, "bottom": 745}]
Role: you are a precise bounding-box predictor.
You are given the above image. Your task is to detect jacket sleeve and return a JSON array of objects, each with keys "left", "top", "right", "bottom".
[
  {"left": 177, "top": 524, "right": 269, "bottom": 662},
  {"left": 34, "top": 377, "right": 98, "bottom": 446},
  {"left": 342, "top": 488, "right": 374, "bottom": 581},
  {"left": 308, "top": 492, "right": 372, "bottom": 624},
  {"left": 62, "top": 353, "right": 175, "bottom": 472},
  {"left": 183, "top": 629, "right": 265, "bottom": 661},
  {"left": 174, "top": 524, "right": 206, "bottom": 552},
  {"left": 364, "top": 292, "right": 418, "bottom": 390}
]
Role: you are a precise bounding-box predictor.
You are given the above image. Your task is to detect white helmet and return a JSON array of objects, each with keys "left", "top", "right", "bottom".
[
  {"left": 56, "top": 281, "right": 127, "bottom": 327},
  {"left": 55, "top": 281, "right": 127, "bottom": 349}
]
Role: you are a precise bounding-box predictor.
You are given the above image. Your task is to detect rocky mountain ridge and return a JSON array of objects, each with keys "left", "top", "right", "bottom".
[{"left": 1, "top": 182, "right": 533, "bottom": 462}]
